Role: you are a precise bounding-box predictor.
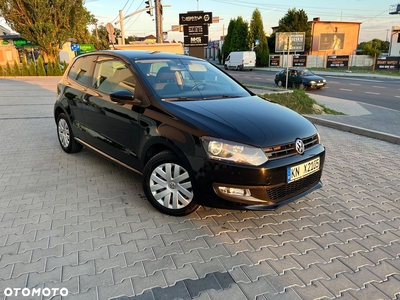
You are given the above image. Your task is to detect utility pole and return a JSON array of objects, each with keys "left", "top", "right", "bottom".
[
  {"left": 155, "top": 0, "right": 163, "bottom": 43},
  {"left": 119, "top": 10, "right": 125, "bottom": 45}
]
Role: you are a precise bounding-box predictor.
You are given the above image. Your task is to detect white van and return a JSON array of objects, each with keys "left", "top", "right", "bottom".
[{"left": 224, "top": 51, "right": 256, "bottom": 71}]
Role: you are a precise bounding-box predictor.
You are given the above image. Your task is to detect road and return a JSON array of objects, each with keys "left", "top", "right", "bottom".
[{"left": 225, "top": 69, "right": 400, "bottom": 111}]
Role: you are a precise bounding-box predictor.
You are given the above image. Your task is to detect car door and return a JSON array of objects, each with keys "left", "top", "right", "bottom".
[{"left": 80, "top": 55, "right": 142, "bottom": 170}]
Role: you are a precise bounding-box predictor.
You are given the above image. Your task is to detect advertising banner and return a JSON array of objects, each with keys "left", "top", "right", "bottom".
[
  {"left": 327, "top": 55, "right": 349, "bottom": 68},
  {"left": 293, "top": 55, "right": 307, "bottom": 67},
  {"left": 375, "top": 57, "right": 400, "bottom": 70},
  {"left": 269, "top": 55, "right": 280, "bottom": 67},
  {"left": 319, "top": 33, "right": 345, "bottom": 51},
  {"left": 275, "top": 32, "right": 305, "bottom": 52}
]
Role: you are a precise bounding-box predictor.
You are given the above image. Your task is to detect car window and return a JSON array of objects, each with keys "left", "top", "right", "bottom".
[
  {"left": 93, "top": 57, "right": 136, "bottom": 94},
  {"left": 68, "top": 55, "right": 94, "bottom": 86},
  {"left": 135, "top": 58, "right": 250, "bottom": 100}
]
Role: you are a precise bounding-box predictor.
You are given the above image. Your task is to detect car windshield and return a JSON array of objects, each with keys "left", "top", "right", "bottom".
[
  {"left": 135, "top": 58, "right": 251, "bottom": 101},
  {"left": 299, "top": 69, "right": 314, "bottom": 76}
]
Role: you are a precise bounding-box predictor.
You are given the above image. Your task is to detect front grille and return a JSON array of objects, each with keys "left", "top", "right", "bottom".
[
  {"left": 266, "top": 170, "right": 322, "bottom": 202},
  {"left": 263, "top": 134, "right": 319, "bottom": 160}
]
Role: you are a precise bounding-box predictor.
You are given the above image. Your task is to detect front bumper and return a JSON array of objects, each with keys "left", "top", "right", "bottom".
[{"left": 191, "top": 144, "right": 325, "bottom": 210}]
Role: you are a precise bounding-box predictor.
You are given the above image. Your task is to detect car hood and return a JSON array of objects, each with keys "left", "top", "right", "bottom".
[
  {"left": 163, "top": 95, "right": 317, "bottom": 147},
  {"left": 302, "top": 75, "right": 324, "bottom": 81}
]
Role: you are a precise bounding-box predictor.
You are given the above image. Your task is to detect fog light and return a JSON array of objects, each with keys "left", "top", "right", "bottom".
[{"left": 218, "top": 187, "right": 251, "bottom": 196}]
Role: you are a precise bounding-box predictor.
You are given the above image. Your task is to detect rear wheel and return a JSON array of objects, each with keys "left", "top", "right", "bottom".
[
  {"left": 276, "top": 80, "right": 283, "bottom": 87},
  {"left": 56, "top": 113, "right": 82, "bottom": 153},
  {"left": 142, "top": 150, "right": 199, "bottom": 216}
]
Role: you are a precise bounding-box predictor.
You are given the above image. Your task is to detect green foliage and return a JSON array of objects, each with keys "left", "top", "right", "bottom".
[
  {"left": 259, "top": 90, "right": 344, "bottom": 115},
  {"left": 29, "top": 60, "right": 37, "bottom": 76},
  {"left": 249, "top": 9, "right": 269, "bottom": 67},
  {"left": 0, "top": 0, "right": 96, "bottom": 60},
  {"left": 47, "top": 61, "right": 55, "bottom": 76},
  {"left": 54, "top": 60, "right": 63, "bottom": 76},
  {"left": 231, "top": 17, "right": 249, "bottom": 51},
  {"left": 37, "top": 57, "right": 46, "bottom": 76},
  {"left": 21, "top": 60, "right": 30, "bottom": 76},
  {"left": 0, "top": 66, "right": 4, "bottom": 76},
  {"left": 358, "top": 39, "right": 389, "bottom": 57},
  {"left": 62, "top": 61, "right": 68, "bottom": 73},
  {"left": 13, "top": 61, "right": 21, "bottom": 76},
  {"left": 222, "top": 19, "right": 237, "bottom": 63},
  {"left": 6, "top": 62, "right": 13, "bottom": 76}
]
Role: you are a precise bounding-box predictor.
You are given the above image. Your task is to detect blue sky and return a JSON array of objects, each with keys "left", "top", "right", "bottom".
[{"left": 1, "top": 0, "right": 398, "bottom": 43}]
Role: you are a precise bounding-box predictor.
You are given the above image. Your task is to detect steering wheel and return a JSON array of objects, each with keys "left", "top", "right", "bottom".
[{"left": 191, "top": 83, "right": 207, "bottom": 91}]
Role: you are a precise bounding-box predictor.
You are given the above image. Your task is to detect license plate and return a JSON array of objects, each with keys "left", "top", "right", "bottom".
[
  {"left": 287, "top": 157, "right": 320, "bottom": 183},
  {"left": 317, "top": 83, "right": 324, "bottom": 86}
]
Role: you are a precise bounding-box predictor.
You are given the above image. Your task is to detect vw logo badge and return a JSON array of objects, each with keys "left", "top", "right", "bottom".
[{"left": 295, "top": 139, "right": 305, "bottom": 154}]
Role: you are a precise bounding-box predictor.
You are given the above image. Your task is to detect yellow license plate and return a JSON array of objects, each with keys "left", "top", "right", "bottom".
[{"left": 287, "top": 157, "right": 320, "bottom": 183}]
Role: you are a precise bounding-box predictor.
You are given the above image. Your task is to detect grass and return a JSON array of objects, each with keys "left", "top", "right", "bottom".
[{"left": 258, "top": 89, "right": 345, "bottom": 115}]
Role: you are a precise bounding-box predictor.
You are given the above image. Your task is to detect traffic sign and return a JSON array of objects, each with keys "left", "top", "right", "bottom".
[
  {"left": 179, "top": 11, "right": 213, "bottom": 25},
  {"left": 70, "top": 44, "right": 80, "bottom": 51}
]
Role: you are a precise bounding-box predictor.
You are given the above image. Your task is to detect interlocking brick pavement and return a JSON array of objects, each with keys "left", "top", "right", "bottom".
[{"left": 0, "top": 78, "right": 399, "bottom": 299}]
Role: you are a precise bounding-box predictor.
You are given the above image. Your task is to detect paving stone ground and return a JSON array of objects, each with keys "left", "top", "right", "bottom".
[{"left": 0, "top": 78, "right": 399, "bottom": 300}]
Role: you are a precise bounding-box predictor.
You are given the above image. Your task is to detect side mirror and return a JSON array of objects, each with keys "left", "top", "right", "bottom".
[{"left": 110, "top": 90, "right": 140, "bottom": 105}]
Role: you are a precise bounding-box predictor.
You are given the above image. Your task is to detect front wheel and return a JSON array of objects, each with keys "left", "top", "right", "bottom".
[
  {"left": 142, "top": 151, "right": 199, "bottom": 216},
  {"left": 56, "top": 113, "right": 82, "bottom": 153},
  {"left": 276, "top": 80, "right": 283, "bottom": 87}
]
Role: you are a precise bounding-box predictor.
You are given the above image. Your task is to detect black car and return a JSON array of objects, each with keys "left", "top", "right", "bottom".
[
  {"left": 275, "top": 68, "right": 327, "bottom": 89},
  {"left": 54, "top": 50, "right": 325, "bottom": 216}
]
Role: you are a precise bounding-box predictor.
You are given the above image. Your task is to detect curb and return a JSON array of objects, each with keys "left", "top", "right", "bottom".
[{"left": 305, "top": 115, "right": 400, "bottom": 145}]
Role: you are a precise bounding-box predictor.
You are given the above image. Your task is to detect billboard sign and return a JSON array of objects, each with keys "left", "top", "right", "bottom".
[
  {"left": 319, "top": 33, "right": 345, "bottom": 51},
  {"left": 183, "top": 25, "right": 208, "bottom": 36},
  {"left": 179, "top": 11, "right": 212, "bottom": 25},
  {"left": 184, "top": 35, "right": 209, "bottom": 47},
  {"left": 269, "top": 55, "right": 280, "bottom": 67},
  {"left": 327, "top": 55, "right": 349, "bottom": 68},
  {"left": 293, "top": 55, "right": 307, "bottom": 67},
  {"left": 275, "top": 32, "right": 305, "bottom": 52},
  {"left": 375, "top": 57, "right": 400, "bottom": 70}
]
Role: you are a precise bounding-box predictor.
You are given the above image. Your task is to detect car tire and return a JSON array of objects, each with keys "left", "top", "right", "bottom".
[
  {"left": 224, "top": 64, "right": 228, "bottom": 70},
  {"left": 276, "top": 80, "right": 283, "bottom": 87},
  {"left": 142, "top": 150, "right": 199, "bottom": 216},
  {"left": 56, "top": 113, "right": 83, "bottom": 153}
]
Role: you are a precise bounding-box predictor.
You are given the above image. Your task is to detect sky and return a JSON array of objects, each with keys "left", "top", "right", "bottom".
[{"left": 1, "top": 0, "right": 399, "bottom": 43}]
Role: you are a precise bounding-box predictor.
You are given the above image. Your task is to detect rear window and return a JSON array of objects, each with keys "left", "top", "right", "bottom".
[{"left": 68, "top": 56, "right": 95, "bottom": 86}]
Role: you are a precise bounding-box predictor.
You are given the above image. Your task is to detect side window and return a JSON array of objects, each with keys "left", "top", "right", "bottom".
[
  {"left": 68, "top": 56, "right": 94, "bottom": 86},
  {"left": 93, "top": 57, "right": 136, "bottom": 94}
]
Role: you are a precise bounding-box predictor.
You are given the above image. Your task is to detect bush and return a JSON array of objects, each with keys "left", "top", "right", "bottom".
[
  {"left": 13, "top": 61, "right": 21, "bottom": 76},
  {"left": 0, "top": 66, "right": 4, "bottom": 76},
  {"left": 37, "top": 57, "right": 46, "bottom": 76},
  {"left": 54, "top": 60, "right": 63, "bottom": 76},
  {"left": 21, "top": 60, "right": 29, "bottom": 76},
  {"left": 6, "top": 62, "right": 13, "bottom": 76},
  {"left": 29, "top": 60, "right": 37, "bottom": 76},
  {"left": 47, "top": 61, "right": 55, "bottom": 76}
]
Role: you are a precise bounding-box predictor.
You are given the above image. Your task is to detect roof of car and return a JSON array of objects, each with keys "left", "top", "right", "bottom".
[{"left": 78, "top": 50, "right": 197, "bottom": 61}]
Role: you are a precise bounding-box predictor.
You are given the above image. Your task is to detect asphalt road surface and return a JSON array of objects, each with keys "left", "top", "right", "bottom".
[{"left": 226, "top": 69, "right": 400, "bottom": 111}]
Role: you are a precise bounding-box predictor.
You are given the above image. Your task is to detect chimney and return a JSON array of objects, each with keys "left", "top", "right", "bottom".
[{"left": 313, "top": 17, "right": 320, "bottom": 22}]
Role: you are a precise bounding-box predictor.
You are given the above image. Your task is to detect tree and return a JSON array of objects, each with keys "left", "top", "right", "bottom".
[
  {"left": 222, "top": 19, "right": 237, "bottom": 63},
  {"left": 231, "top": 17, "right": 249, "bottom": 52},
  {"left": 270, "top": 8, "right": 311, "bottom": 53},
  {"left": 21, "top": 60, "right": 29, "bottom": 76},
  {"left": 249, "top": 9, "right": 269, "bottom": 67},
  {"left": 37, "top": 57, "right": 46, "bottom": 76},
  {"left": 91, "top": 24, "right": 112, "bottom": 50},
  {"left": 0, "top": 0, "right": 96, "bottom": 60},
  {"left": 6, "top": 62, "right": 13, "bottom": 76},
  {"left": 13, "top": 61, "right": 21, "bottom": 76},
  {"left": 358, "top": 39, "right": 389, "bottom": 57},
  {"left": 29, "top": 60, "right": 37, "bottom": 76}
]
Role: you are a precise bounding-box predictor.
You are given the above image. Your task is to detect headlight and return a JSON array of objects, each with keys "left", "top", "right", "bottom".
[
  {"left": 201, "top": 137, "right": 268, "bottom": 166},
  {"left": 323, "top": 79, "right": 326, "bottom": 83}
]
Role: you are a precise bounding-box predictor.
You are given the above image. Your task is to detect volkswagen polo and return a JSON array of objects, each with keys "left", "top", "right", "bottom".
[{"left": 54, "top": 50, "right": 325, "bottom": 216}]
